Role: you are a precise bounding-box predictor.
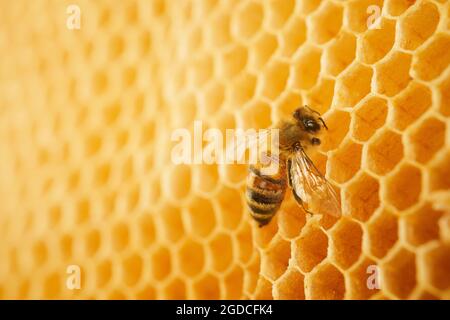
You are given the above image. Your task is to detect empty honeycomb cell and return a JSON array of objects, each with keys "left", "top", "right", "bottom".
[
  {"left": 294, "top": 224, "right": 329, "bottom": 273},
  {"left": 94, "top": 162, "right": 111, "bottom": 187},
  {"left": 438, "top": 74, "right": 450, "bottom": 117},
  {"left": 401, "top": 203, "right": 443, "bottom": 247},
  {"left": 243, "top": 256, "right": 261, "bottom": 295},
  {"left": 96, "top": 259, "right": 113, "bottom": 288},
  {"left": 254, "top": 217, "right": 279, "bottom": 249},
  {"left": 254, "top": 276, "right": 273, "bottom": 300},
  {"left": 266, "top": 0, "right": 295, "bottom": 30},
  {"left": 186, "top": 27, "right": 203, "bottom": 53},
  {"left": 374, "top": 51, "right": 412, "bottom": 97},
  {"left": 48, "top": 205, "right": 62, "bottom": 228},
  {"left": 328, "top": 140, "right": 363, "bottom": 184},
  {"left": 412, "top": 34, "right": 450, "bottom": 81},
  {"left": 385, "top": 0, "right": 417, "bottom": 16},
  {"left": 1, "top": 0, "right": 450, "bottom": 301},
  {"left": 343, "top": 172, "right": 380, "bottom": 222},
  {"left": 385, "top": 163, "right": 422, "bottom": 211},
  {"left": 308, "top": 2, "right": 343, "bottom": 44},
  {"left": 112, "top": 221, "right": 130, "bottom": 252},
  {"left": 407, "top": 116, "right": 446, "bottom": 164},
  {"left": 428, "top": 151, "right": 450, "bottom": 192},
  {"left": 220, "top": 163, "right": 248, "bottom": 187},
  {"left": 215, "top": 186, "right": 243, "bottom": 231},
  {"left": 351, "top": 96, "right": 388, "bottom": 142},
  {"left": 136, "top": 285, "right": 156, "bottom": 300},
  {"left": 240, "top": 99, "right": 272, "bottom": 129},
  {"left": 227, "top": 73, "right": 257, "bottom": 106},
  {"left": 122, "top": 66, "right": 137, "bottom": 88},
  {"left": 186, "top": 196, "right": 216, "bottom": 238},
  {"left": 44, "top": 272, "right": 61, "bottom": 299},
  {"left": 273, "top": 91, "right": 303, "bottom": 121},
  {"left": 214, "top": 111, "right": 237, "bottom": 134},
  {"left": 277, "top": 200, "right": 307, "bottom": 240},
  {"left": 322, "top": 31, "right": 356, "bottom": 77},
  {"left": 205, "top": 13, "right": 231, "bottom": 48},
  {"left": 319, "top": 110, "right": 351, "bottom": 152},
  {"left": 103, "top": 101, "right": 122, "bottom": 125},
  {"left": 298, "top": 0, "right": 322, "bottom": 14},
  {"left": 236, "top": 224, "right": 254, "bottom": 265},
  {"left": 391, "top": 81, "right": 431, "bottom": 131},
  {"left": 290, "top": 46, "right": 322, "bottom": 90},
  {"left": 92, "top": 70, "right": 109, "bottom": 95},
  {"left": 76, "top": 198, "right": 91, "bottom": 225},
  {"left": 260, "top": 238, "right": 291, "bottom": 281},
  {"left": 163, "top": 278, "right": 186, "bottom": 299},
  {"left": 200, "top": 80, "right": 225, "bottom": 115},
  {"left": 357, "top": 19, "right": 396, "bottom": 65},
  {"left": 208, "top": 232, "right": 233, "bottom": 273},
  {"left": 193, "top": 273, "right": 221, "bottom": 300},
  {"left": 190, "top": 54, "right": 214, "bottom": 87},
  {"left": 108, "top": 290, "right": 128, "bottom": 300},
  {"left": 398, "top": 1, "right": 440, "bottom": 50},
  {"left": 138, "top": 213, "right": 155, "bottom": 247},
  {"left": 122, "top": 253, "right": 143, "bottom": 286},
  {"left": 178, "top": 239, "right": 205, "bottom": 278},
  {"left": 345, "top": 0, "right": 384, "bottom": 33},
  {"left": 438, "top": 213, "right": 450, "bottom": 243},
  {"left": 172, "top": 94, "right": 198, "bottom": 127},
  {"left": 333, "top": 63, "right": 373, "bottom": 109},
  {"left": 109, "top": 35, "right": 125, "bottom": 60},
  {"left": 366, "top": 209, "right": 399, "bottom": 259},
  {"left": 304, "top": 78, "right": 335, "bottom": 114},
  {"left": 193, "top": 164, "right": 219, "bottom": 196},
  {"left": 85, "top": 228, "right": 101, "bottom": 257},
  {"left": 165, "top": 164, "right": 191, "bottom": 202},
  {"left": 380, "top": 247, "right": 417, "bottom": 299},
  {"left": 33, "top": 240, "right": 48, "bottom": 267},
  {"left": 279, "top": 17, "right": 306, "bottom": 58},
  {"left": 248, "top": 32, "right": 278, "bottom": 70},
  {"left": 224, "top": 266, "right": 244, "bottom": 299},
  {"left": 85, "top": 132, "right": 103, "bottom": 157},
  {"left": 232, "top": 1, "right": 264, "bottom": 41},
  {"left": 330, "top": 218, "right": 363, "bottom": 269},
  {"left": 273, "top": 268, "right": 305, "bottom": 300},
  {"left": 218, "top": 45, "right": 248, "bottom": 80},
  {"left": 347, "top": 257, "right": 379, "bottom": 299},
  {"left": 305, "top": 263, "right": 345, "bottom": 300},
  {"left": 366, "top": 129, "right": 404, "bottom": 175},
  {"left": 151, "top": 247, "right": 171, "bottom": 281},
  {"left": 260, "top": 61, "right": 290, "bottom": 100},
  {"left": 420, "top": 243, "right": 450, "bottom": 291},
  {"left": 158, "top": 205, "right": 184, "bottom": 243},
  {"left": 59, "top": 234, "right": 73, "bottom": 262}
]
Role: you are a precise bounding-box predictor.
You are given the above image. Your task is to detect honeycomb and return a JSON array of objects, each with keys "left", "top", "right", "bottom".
[{"left": 0, "top": 0, "right": 449, "bottom": 300}]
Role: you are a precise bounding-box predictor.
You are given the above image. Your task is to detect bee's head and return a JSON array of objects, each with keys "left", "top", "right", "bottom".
[{"left": 292, "top": 106, "right": 328, "bottom": 147}]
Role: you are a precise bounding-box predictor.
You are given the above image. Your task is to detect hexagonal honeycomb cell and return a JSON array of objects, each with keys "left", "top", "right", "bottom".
[{"left": 0, "top": 0, "right": 449, "bottom": 300}]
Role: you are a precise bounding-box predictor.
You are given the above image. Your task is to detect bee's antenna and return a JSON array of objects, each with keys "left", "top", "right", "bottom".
[
  {"left": 319, "top": 117, "right": 328, "bottom": 130},
  {"left": 304, "top": 105, "right": 321, "bottom": 116}
]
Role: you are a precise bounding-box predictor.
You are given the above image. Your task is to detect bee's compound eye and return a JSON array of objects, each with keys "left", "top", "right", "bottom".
[
  {"left": 303, "top": 118, "right": 320, "bottom": 132},
  {"left": 311, "top": 137, "right": 321, "bottom": 145}
]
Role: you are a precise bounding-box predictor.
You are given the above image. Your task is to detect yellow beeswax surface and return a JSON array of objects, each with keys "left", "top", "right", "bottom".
[{"left": 0, "top": 0, "right": 449, "bottom": 299}]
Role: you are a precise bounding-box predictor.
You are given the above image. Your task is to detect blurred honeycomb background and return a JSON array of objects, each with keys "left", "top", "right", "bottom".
[{"left": 0, "top": 0, "right": 449, "bottom": 300}]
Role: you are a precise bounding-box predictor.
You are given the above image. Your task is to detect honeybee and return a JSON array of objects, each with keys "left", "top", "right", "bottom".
[{"left": 245, "top": 106, "right": 341, "bottom": 227}]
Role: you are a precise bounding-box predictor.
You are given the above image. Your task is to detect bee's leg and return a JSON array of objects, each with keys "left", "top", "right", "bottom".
[
  {"left": 287, "top": 159, "right": 314, "bottom": 218},
  {"left": 287, "top": 158, "right": 293, "bottom": 188}
]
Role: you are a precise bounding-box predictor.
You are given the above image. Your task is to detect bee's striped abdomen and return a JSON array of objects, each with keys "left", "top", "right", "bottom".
[{"left": 246, "top": 165, "right": 287, "bottom": 227}]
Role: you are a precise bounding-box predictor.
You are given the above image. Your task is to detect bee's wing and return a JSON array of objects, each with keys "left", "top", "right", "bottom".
[
  {"left": 290, "top": 148, "right": 341, "bottom": 217},
  {"left": 225, "top": 128, "right": 274, "bottom": 164}
]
